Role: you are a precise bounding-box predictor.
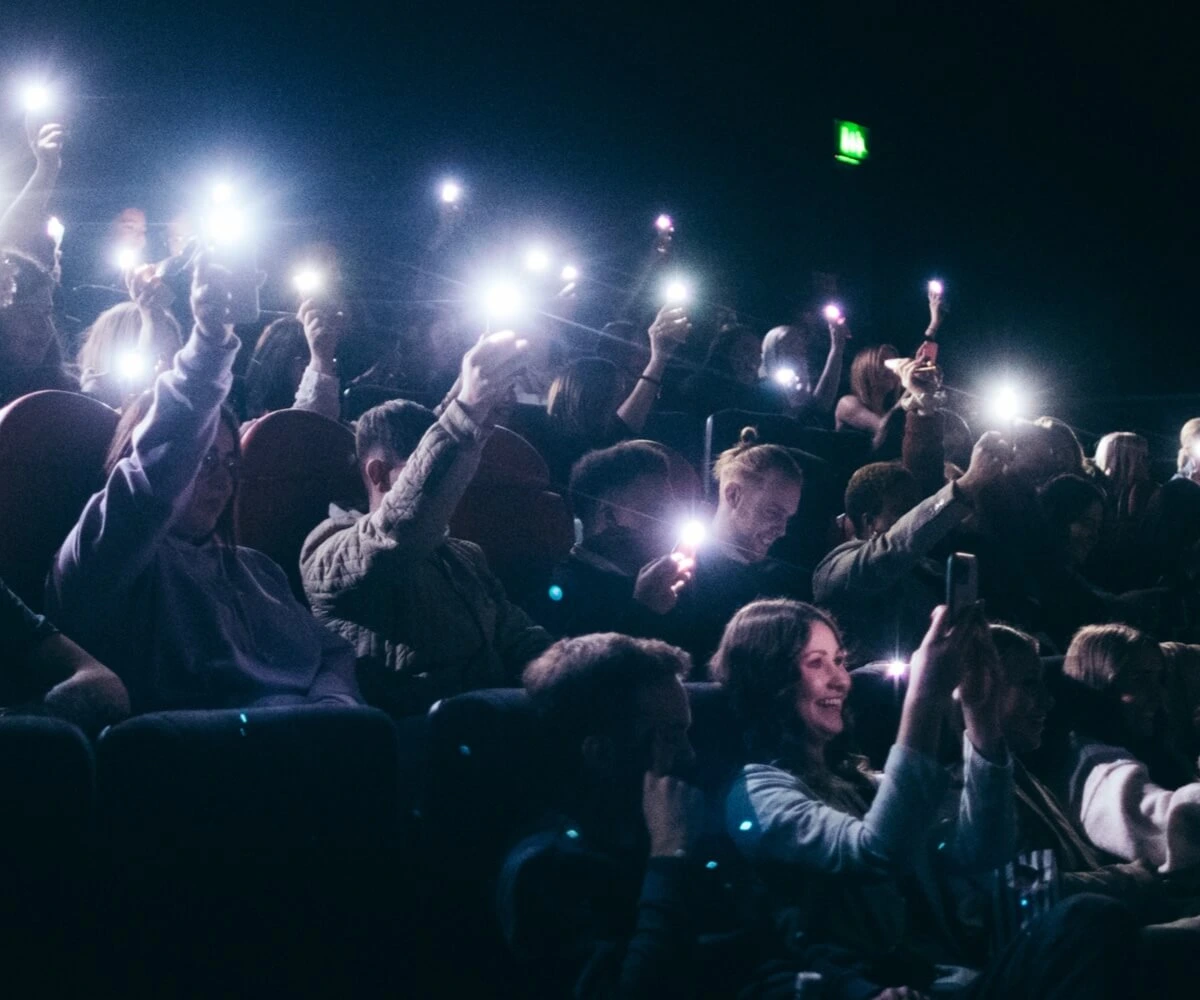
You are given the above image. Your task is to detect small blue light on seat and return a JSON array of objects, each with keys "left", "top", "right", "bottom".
[
  {"left": 565, "top": 828, "right": 579, "bottom": 840},
  {"left": 239, "top": 713, "right": 248, "bottom": 724},
  {"left": 738, "top": 820, "right": 753, "bottom": 832},
  {"left": 548, "top": 584, "right": 564, "bottom": 602},
  {"left": 458, "top": 744, "right": 471, "bottom": 757},
  {"left": 705, "top": 860, "right": 718, "bottom": 870}
]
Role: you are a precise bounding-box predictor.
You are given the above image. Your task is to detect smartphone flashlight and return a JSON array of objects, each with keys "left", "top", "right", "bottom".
[
  {"left": 928, "top": 279, "right": 944, "bottom": 295},
  {"left": 210, "top": 180, "right": 234, "bottom": 205},
  {"left": 114, "top": 246, "right": 141, "bottom": 272},
  {"left": 678, "top": 518, "right": 708, "bottom": 551},
  {"left": 46, "top": 216, "right": 65, "bottom": 244},
  {"left": 655, "top": 214, "right": 674, "bottom": 232},
  {"left": 204, "top": 206, "right": 246, "bottom": 246},
  {"left": 773, "top": 366, "right": 798, "bottom": 387},
  {"left": 293, "top": 268, "right": 324, "bottom": 297},
  {"left": 560, "top": 264, "right": 579, "bottom": 283},
  {"left": 20, "top": 83, "right": 52, "bottom": 114},
  {"left": 663, "top": 278, "right": 690, "bottom": 305},
  {"left": 483, "top": 281, "right": 524, "bottom": 321},
  {"left": 524, "top": 247, "right": 551, "bottom": 274},
  {"left": 440, "top": 180, "right": 462, "bottom": 205},
  {"left": 116, "top": 349, "right": 149, "bottom": 382},
  {"left": 886, "top": 660, "right": 908, "bottom": 679},
  {"left": 823, "top": 303, "right": 842, "bottom": 323}
]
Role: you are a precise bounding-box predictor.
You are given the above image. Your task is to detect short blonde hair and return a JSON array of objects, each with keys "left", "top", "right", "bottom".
[
  {"left": 1178, "top": 419, "right": 1200, "bottom": 472},
  {"left": 1094, "top": 432, "right": 1149, "bottom": 492},
  {"left": 1063, "top": 623, "right": 1161, "bottom": 694},
  {"left": 712, "top": 426, "right": 803, "bottom": 489}
]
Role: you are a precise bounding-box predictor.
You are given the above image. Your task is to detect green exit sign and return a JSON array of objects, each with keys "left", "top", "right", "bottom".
[{"left": 834, "top": 120, "right": 870, "bottom": 165}]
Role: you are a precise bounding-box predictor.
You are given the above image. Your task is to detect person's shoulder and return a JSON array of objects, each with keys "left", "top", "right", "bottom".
[
  {"left": 300, "top": 507, "right": 363, "bottom": 559},
  {"left": 498, "top": 822, "right": 614, "bottom": 933}
]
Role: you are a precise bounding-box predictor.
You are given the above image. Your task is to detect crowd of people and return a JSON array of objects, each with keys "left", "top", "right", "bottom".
[{"left": 6, "top": 110, "right": 1200, "bottom": 998}]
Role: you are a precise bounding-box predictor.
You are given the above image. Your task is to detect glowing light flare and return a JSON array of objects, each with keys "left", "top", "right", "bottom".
[
  {"left": 439, "top": 180, "right": 462, "bottom": 205},
  {"left": 928, "top": 279, "right": 944, "bottom": 295},
  {"left": 560, "top": 264, "right": 579, "bottom": 283},
  {"left": 204, "top": 206, "right": 246, "bottom": 246},
  {"left": 483, "top": 281, "right": 524, "bottom": 321},
  {"left": 773, "top": 367, "right": 798, "bottom": 387},
  {"left": 116, "top": 350, "right": 148, "bottom": 382},
  {"left": 886, "top": 660, "right": 908, "bottom": 679},
  {"left": 46, "top": 217, "right": 65, "bottom": 244},
  {"left": 210, "top": 181, "right": 234, "bottom": 205},
  {"left": 678, "top": 519, "right": 708, "bottom": 550},
  {"left": 823, "top": 303, "right": 843, "bottom": 323},
  {"left": 293, "top": 268, "right": 324, "bottom": 296},
  {"left": 524, "top": 247, "right": 551, "bottom": 273},
  {"left": 655, "top": 213, "right": 674, "bottom": 232},
  {"left": 20, "top": 83, "right": 52, "bottom": 114},
  {"left": 114, "top": 246, "right": 141, "bottom": 272},
  {"left": 986, "top": 383, "right": 1026, "bottom": 424},
  {"left": 663, "top": 278, "right": 690, "bottom": 305}
]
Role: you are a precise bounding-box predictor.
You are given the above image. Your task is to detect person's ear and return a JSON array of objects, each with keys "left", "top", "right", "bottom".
[
  {"left": 722, "top": 481, "right": 742, "bottom": 511},
  {"left": 836, "top": 513, "right": 858, "bottom": 542},
  {"left": 596, "top": 501, "right": 620, "bottom": 531},
  {"left": 364, "top": 457, "right": 391, "bottom": 491}
]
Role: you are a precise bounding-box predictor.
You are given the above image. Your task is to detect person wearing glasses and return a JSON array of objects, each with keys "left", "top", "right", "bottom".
[{"left": 46, "top": 257, "right": 359, "bottom": 713}]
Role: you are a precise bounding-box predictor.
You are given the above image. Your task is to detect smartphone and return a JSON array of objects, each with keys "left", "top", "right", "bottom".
[
  {"left": 915, "top": 338, "right": 939, "bottom": 365},
  {"left": 945, "top": 552, "right": 978, "bottom": 617},
  {"left": 210, "top": 243, "right": 261, "bottom": 325}
]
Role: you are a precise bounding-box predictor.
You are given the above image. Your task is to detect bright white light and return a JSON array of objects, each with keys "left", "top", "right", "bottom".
[
  {"left": 886, "top": 660, "right": 908, "bottom": 679},
  {"left": 663, "top": 278, "right": 690, "bottom": 305},
  {"left": 114, "top": 246, "right": 141, "bottom": 272},
  {"left": 440, "top": 180, "right": 462, "bottom": 205},
  {"left": 678, "top": 519, "right": 708, "bottom": 550},
  {"left": 823, "top": 303, "right": 843, "bottom": 322},
  {"left": 655, "top": 214, "right": 674, "bottom": 232},
  {"left": 524, "top": 247, "right": 551, "bottom": 273},
  {"left": 293, "top": 268, "right": 324, "bottom": 296},
  {"left": 20, "top": 83, "right": 51, "bottom": 114},
  {"left": 928, "top": 279, "right": 944, "bottom": 295},
  {"left": 986, "top": 383, "right": 1025, "bottom": 424},
  {"left": 483, "top": 281, "right": 524, "bottom": 321},
  {"left": 116, "top": 350, "right": 148, "bottom": 382},
  {"left": 205, "top": 206, "right": 246, "bottom": 246},
  {"left": 46, "top": 217, "right": 65, "bottom": 243},
  {"left": 773, "top": 367, "right": 798, "bottom": 387},
  {"left": 210, "top": 181, "right": 234, "bottom": 205},
  {"left": 560, "top": 264, "right": 579, "bottom": 283}
]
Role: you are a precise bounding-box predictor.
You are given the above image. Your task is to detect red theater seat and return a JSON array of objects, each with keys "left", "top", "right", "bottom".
[{"left": 0, "top": 391, "right": 118, "bottom": 611}]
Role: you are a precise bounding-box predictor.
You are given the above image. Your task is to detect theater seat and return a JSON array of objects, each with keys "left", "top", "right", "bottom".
[
  {"left": 0, "top": 391, "right": 118, "bottom": 611},
  {"left": 93, "top": 705, "right": 414, "bottom": 998},
  {"left": 96, "top": 704, "right": 402, "bottom": 854},
  {"left": 450, "top": 427, "right": 573, "bottom": 604},
  {"left": 237, "top": 409, "right": 366, "bottom": 601}
]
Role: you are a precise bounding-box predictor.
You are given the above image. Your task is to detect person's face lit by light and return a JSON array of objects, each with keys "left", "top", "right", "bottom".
[
  {"left": 793, "top": 623, "right": 851, "bottom": 744},
  {"left": 718, "top": 471, "right": 801, "bottom": 562},
  {"left": 113, "top": 208, "right": 148, "bottom": 252},
  {"left": 174, "top": 419, "right": 238, "bottom": 542}
]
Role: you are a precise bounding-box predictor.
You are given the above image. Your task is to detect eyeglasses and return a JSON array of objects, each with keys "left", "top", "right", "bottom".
[{"left": 200, "top": 449, "right": 241, "bottom": 478}]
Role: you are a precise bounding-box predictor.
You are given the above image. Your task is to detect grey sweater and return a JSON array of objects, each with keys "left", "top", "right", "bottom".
[{"left": 46, "top": 329, "right": 360, "bottom": 713}]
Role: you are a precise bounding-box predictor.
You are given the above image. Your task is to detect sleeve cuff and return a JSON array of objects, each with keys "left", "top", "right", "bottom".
[{"left": 440, "top": 397, "right": 489, "bottom": 444}]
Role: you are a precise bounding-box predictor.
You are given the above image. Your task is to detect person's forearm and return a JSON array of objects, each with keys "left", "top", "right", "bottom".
[
  {"left": 811, "top": 340, "right": 846, "bottom": 413},
  {"left": 0, "top": 161, "right": 59, "bottom": 243},
  {"left": 895, "top": 678, "right": 946, "bottom": 758},
  {"left": 962, "top": 703, "right": 1006, "bottom": 763},
  {"left": 616, "top": 354, "right": 667, "bottom": 433}
]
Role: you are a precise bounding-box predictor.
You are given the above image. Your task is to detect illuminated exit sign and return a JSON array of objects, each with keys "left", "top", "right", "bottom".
[{"left": 834, "top": 120, "right": 869, "bottom": 165}]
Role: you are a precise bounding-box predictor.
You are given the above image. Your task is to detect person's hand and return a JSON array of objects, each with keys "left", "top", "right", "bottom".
[
  {"left": 456, "top": 329, "right": 529, "bottom": 420},
  {"left": 643, "top": 769, "right": 704, "bottom": 858},
  {"left": 907, "top": 605, "right": 971, "bottom": 700},
  {"left": 957, "top": 611, "right": 1002, "bottom": 713},
  {"left": 128, "top": 265, "right": 174, "bottom": 315},
  {"left": 633, "top": 553, "right": 694, "bottom": 615},
  {"left": 891, "top": 357, "right": 942, "bottom": 398},
  {"left": 871, "top": 988, "right": 930, "bottom": 1000},
  {"left": 648, "top": 304, "right": 691, "bottom": 360},
  {"left": 190, "top": 253, "right": 232, "bottom": 339},
  {"left": 32, "top": 123, "right": 65, "bottom": 171},
  {"left": 298, "top": 298, "right": 346, "bottom": 376},
  {"left": 928, "top": 284, "right": 944, "bottom": 332},
  {"left": 828, "top": 315, "right": 852, "bottom": 347},
  {"left": 956, "top": 431, "right": 1013, "bottom": 504}
]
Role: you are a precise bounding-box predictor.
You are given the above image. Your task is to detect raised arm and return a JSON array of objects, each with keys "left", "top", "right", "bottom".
[
  {"left": 616, "top": 305, "right": 691, "bottom": 434},
  {"left": 292, "top": 297, "right": 346, "bottom": 421},
  {"left": 49, "top": 257, "right": 237, "bottom": 606},
  {"left": 810, "top": 316, "right": 851, "bottom": 414},
  {"left": 0, "top": 123, "right": 63, "bottom": 247}
]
